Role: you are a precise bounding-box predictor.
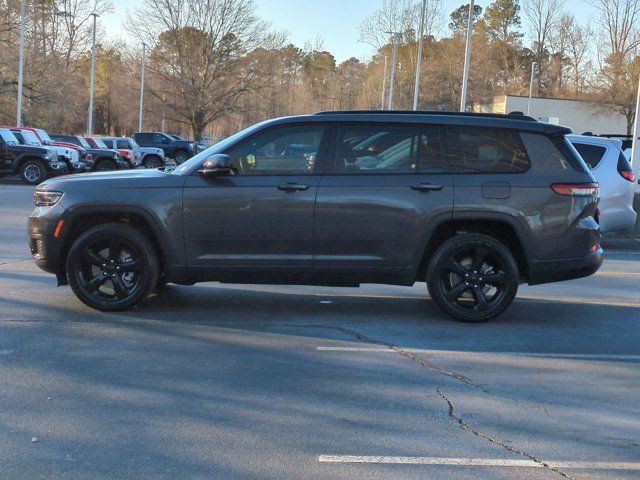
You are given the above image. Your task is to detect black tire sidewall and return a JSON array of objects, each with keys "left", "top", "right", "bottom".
[
  {"left": 427, "top": 234, "right": 519, "bottom": 323},
  {"left": 20, "top": 160, "right": 46, "bottom": 185},
  {"left": 174, "top": 151, "right": 187, "bottom": 164},
  {"left": 66, "top": 224, "right": 160, "bottom": 311},
  {"left": 144, "top": 155, "right": 161, "bottom": 169},
  {"left": 95, "top": 160, "right": 116, "bottom": 171}
]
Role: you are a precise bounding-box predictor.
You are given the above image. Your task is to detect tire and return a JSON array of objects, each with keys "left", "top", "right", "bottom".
[
  {"left": 20, "top": 159, "right": 47, "bottom": 185},
  {"left": 173, "top": 150, "right": 188, "bottom": 164},
  {"left": 66, "top": 223, "right": 160, "bottom": 311},
  {"left": 95, "top": 159, "right": 117, "bottom": 172},
  {"left": 144, "top": 155, "right": 162, "bottom": 169},
  {"left": 426, "top": 233, "right": 519, "bottom": 323}
]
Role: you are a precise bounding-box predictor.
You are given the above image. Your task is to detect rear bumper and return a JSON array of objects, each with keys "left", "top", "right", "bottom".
[{"left": 528, "top": 248, "right": 603, "bottom": 285}]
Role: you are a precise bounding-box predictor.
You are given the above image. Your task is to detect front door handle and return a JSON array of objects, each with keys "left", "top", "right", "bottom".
[
  {"left": 277, "top": 183, "right": 310, "bottom": 192},
  {"left": 410, "top": 183, "right": 444, "bottom": 192}
]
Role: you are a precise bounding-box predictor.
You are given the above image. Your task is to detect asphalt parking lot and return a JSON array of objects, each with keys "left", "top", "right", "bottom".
[{"left": 1, "top": 179, "right": 639, "bottom": 480}]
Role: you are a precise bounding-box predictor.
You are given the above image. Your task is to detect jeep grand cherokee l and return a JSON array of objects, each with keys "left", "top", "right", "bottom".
[{"left": 28, "top": 111, "right": 602, "bottom": 322}]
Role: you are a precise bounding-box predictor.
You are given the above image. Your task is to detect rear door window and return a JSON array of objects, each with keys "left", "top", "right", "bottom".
[
  {"left": 445, "top": 126, "right": 531, "bottom": 173},
  {"left": 571, "top": 143, "right": 607, "bottom": 169},
  {"left": 116, "top": 140, "right": 130, "bottom": 149},
  {"left": 334, "top": 124, "right": 420, "bottom": 174}
]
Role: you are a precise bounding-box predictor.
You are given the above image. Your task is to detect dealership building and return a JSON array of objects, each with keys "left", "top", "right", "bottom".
[{"left": 474, "top": 95, "right": 628, "bottom": 135}]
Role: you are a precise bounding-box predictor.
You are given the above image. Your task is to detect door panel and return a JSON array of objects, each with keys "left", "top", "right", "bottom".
[
  {"left": 183, "top": 175, "right": 320, "bottom": 266},
  {"left": 314, "top": 123, "right": 453, "bottom": 272},
  {"left": 182, "top": 123, "right": 327, "bottom": 268}
]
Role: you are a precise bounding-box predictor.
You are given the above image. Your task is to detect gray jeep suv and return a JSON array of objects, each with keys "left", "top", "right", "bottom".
[{"left": 28, "top": 111, "right": 602, "bottom": 322}]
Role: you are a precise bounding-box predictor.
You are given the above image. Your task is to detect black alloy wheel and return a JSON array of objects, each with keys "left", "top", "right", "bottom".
[
  {"left": 66, "top": 224, "right": 160, "bottom": 311},
  {"left": 427, "top": 234, "right": 519, "bottom": 322}
]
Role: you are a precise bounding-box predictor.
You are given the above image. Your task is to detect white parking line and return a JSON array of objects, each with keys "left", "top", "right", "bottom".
[
  {"left": 316, "top": 346, "right": 640, "bottom": 361},
  {"left": 318, "top": 456, "right": 640, "bottom": 470}
]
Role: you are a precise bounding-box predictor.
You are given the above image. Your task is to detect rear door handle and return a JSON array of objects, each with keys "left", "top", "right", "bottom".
[
  {"left": 277, "top": 183, "right": 310, "bottom": 192},
  {"left": 410, "top": 183, "right": 444, "bottom": 192}
]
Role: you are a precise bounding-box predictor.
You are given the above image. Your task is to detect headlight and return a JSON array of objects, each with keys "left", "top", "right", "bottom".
[{"left": 34, "top": 190, "right": 63, "bottom": 207}]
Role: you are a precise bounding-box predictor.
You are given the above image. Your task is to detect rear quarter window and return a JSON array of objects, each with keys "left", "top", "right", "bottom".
[
  {"left": 571, "top": 142, "right": 607, "bottom": 169},
  {"left": 445, "top": 126, "right": 531, "bottom": 174},
  {"left": 520, "top": 133, "right": 582, "bottom": 172}
]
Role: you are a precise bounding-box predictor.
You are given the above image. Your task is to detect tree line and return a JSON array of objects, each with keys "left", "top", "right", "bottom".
[{"left": 0, "top": 0, "right": 639, "bottom": 141}]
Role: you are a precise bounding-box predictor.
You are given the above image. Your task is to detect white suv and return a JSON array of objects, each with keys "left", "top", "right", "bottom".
[{"left": 569, "top": 135, "right": 637, "bottom": 232}]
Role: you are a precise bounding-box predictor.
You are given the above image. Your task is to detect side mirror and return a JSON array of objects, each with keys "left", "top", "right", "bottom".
[{"left": 199, "top": 154, "right": 232, "bottom": 176}]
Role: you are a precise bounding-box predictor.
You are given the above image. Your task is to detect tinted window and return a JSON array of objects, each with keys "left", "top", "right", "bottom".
[
  {"left": 335, "top": 124, "right": 420, "bottom": 174},
  {"left": 137, "top": 133, "right": 152, "bottom": 143},
  {"left": 571, "top": 143, "right": 606, "bottom": 169},
  {"left": 521, "top": 133, "right": 576, "bottom": 171},
  {"left": 153, "top": 133, "right": 167, "bottom": 143},
  {"left": 420, "top": 125, "right": 447, "bottom": 173},
  {"left": 225, "top": 125, "right": 323, "bottom": 175},
  {"left": 116, "top": 139, "right": 130, "bottom": 149},
  {"left": 101, "top": 139, "right": 114, "bottom": 148},
  {"left": 445, "top": 126, "right": 531, "bottom": 173}
]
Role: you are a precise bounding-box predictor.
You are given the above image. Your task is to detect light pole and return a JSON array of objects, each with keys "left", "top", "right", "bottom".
[
  {"left": 87, "top": 12, "right": 99, "bottom": 135},
  {"left": 413, "top": 0, "right": 427, "bottom": 111},
  {"left": 386, "top": 31, "right": 402, "bottom": 110},
  {"left": 630, "top": 74, "right": 640, "bottom": 169},
  {"left": 460, "top": 0, "right": 475, "bottom": 112},
  {"left": 138, "top": 43, "right": 147, "bottom": 132},
  {"left": 527, "top": 62, "right": 538, "bottom": 116},
  {"left": 381, "top": 55, "right": 388, "bottom": 110},
  {"left": 16, "top": 0, "right": 26, "bottom": 126}
]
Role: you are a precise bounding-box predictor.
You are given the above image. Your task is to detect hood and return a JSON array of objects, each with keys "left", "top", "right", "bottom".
[
  {"left": 86, "top": 148, "right": 119, "bottom": 157},
  {"left": 39, "top": 166, "right": 177, "bottom": 190},
  {"left": 9, "top": 144, "right": 50, "bottom": 156}
]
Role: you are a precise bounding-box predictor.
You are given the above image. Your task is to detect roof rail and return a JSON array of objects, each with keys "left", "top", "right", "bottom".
[{"left": 313, "top": 110, "right": 538, "bottom": 122}]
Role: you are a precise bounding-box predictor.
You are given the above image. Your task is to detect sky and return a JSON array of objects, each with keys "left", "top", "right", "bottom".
[{"left": 102, "top": 0, "right": 598, "bottom": 63}]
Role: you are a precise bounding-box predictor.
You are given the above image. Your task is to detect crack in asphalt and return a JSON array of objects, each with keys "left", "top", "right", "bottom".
[
  {"left": 0, "top": 258, "right": 30, "bottom": 267},
  {"left": 266, "top": 322, "right": 576, "bottom": 480},
  {"left": 437, "top": 386, "right": 577, "bottom": 480}
]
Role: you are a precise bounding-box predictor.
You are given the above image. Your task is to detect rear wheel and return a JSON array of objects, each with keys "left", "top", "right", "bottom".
[
  {"left": 144, "top": 155, "right": 162, "bottom": 169},
  {"left": 20, "top": 159, "right": 47, "bottom": 185},
  {"left": 426, "top": 234, "right": 519, "bottom": 323},
  {"left": 95, "top": 159, "right": 116, "bottom": 171},
  {"left": 66, "top": 224, "right": 160, "bottom": 311}
]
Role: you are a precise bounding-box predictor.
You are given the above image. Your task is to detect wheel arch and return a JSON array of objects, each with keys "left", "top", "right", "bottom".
[
  {"left": 57, "top": 205, "right": 174, "bottom": 283},
  {"left": 416, "top": 214, "right": 531, "bottom": 282}
]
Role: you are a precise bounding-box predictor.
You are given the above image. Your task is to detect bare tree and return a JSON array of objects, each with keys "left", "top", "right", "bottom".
[
  {"left": 129, "top": 0, "right": 285, "bottom": 140},
  {"left": 523, "top": 0, "right": 565, "bottom": 91},
  {"left": 591, "top": 0, "right": 640, "bottom": 56},
  {"left": 553, "top": 13, "right": 593, "bottom": 95}
]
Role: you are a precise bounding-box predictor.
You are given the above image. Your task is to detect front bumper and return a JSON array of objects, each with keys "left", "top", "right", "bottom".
[
  {"left": 116, "top": 158, "right": 130, "bottom": 170},
  {"left": 528, "top": 248, "right": 603, "bottom": 285},
  {"left": 28, "top": 204, "right": 66, "bottom": 278},
  {"left": 47, "top": 161, "right": 68, "bottom": 177}
]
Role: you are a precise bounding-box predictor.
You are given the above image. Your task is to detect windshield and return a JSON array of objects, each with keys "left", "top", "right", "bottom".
[
  {"left": 93, "top": 138, "right": 108, "bottom": 148},
  {"left": 20, "top": 130, "right": 42, "bottom": 146},
  {"left": 171, "top": 123, "right": 263, "bottom": 175},
  {"left": 78, "top": 137, "right": 91, "bottom": 149},
  {"left": 0, "top": 129, "right": 20, "bottom": 145},
  {"left": 128, "top": 137, "right": 140, "bottom": 148},
  {"left": 37, "top": 129, "right": 52, "bottom": 144}
]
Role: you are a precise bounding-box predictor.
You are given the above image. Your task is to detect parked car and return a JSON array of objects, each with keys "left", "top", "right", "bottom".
[
  {"left": 50, "top": 134, "right": 129, "bottom": 171},
  {"left": 10, "top": 128, "right": 86, "bottom": 174},
  {"left": 568, "top": 135, "right": 636, "bottom": 232},
  {"left": 133, "top": 131, "right": 198, "bottom": 164},
  {"left": 100, "top": 137, "right": 165, "bottom": 169},
  {"left": 0, "top": 128, "right": 66, "bottom": 184},
  {"left": 85, "top": 136, "right": 141, "bottom": 169},
  {"left": 169, "top": 133, "right": 208, "bottom": 152},
  {"left": 29, "top": 111, "right": 603, "bottom": 322},
  {"left": 17, "top": 127, "right": 94, "bottom": 170}
]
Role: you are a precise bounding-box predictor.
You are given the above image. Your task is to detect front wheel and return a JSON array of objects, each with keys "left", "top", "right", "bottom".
[
  {"left": 20, "top": 160, "right": 47, "bottom": 185},
  {"left": 426, "top": 234, "right": 519, "bottom": 323},
  {"left": 144, "top": 155, "right": 162, "bottom": 169},
  {"left": 66, "top": 223, "right": 160, "bottom": 311},
  {"left": 95, "top": 159, "right": 117, "bottom": 171},
  {"left": 173, "top": 150, "right": 188, "bottom": 164}
]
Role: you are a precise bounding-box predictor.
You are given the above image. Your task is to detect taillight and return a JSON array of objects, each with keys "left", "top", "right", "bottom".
[
  {"left": 550, "top": 183, "right": 599, "bottom": 196},
  {"left": 86, "top": 153, "right": 92, "bottom": 161},
  {"left": 619, "top": 169, "right": 635, "bottom": 182}
]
